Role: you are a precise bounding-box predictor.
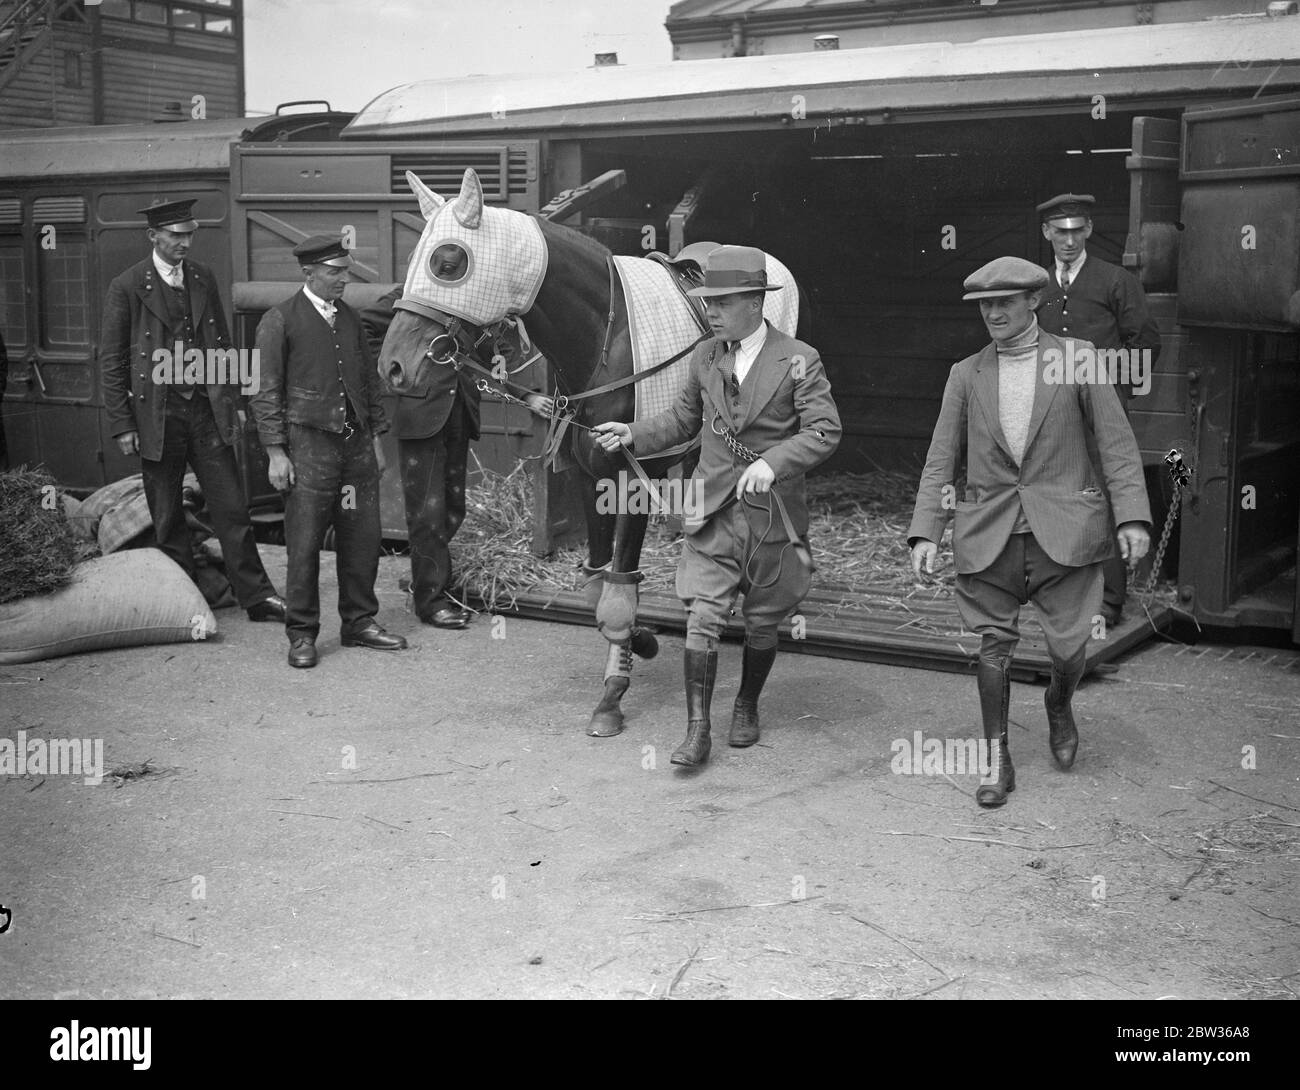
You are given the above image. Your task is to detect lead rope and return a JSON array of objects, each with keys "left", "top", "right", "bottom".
[{"left": 710, "top": 411, "right": 810, "bottom": 590}]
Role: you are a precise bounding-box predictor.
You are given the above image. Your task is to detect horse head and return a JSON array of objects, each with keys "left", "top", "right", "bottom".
[{"left": 380, "top": 168, "right": 548, "bottom": 393}]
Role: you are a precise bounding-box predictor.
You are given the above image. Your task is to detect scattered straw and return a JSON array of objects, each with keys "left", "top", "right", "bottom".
[{"left": 453, "top": 458, "right": 957, "bottom": 612}]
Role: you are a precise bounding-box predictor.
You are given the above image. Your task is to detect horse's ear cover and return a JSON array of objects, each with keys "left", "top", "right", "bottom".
[
  {"left": 407, "top": 170, "right": 445, "bottom": 220},
  {"left": 453, "top": 169, "right": 484, "bottom": 230}
]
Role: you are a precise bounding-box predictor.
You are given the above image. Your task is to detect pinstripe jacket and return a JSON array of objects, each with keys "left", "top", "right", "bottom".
[{"left": 908, "top": 328, "right": 1151, "bottom": 573}]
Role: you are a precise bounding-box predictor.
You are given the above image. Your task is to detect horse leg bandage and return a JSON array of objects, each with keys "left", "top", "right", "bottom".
[
  {"left": 578, "top": 561, "right": 611, "bottom": 611},
  {"left": 596, "top": 570, "right": 641, "bottom": 643},
  {"left": 603, "top": 640, "right": 633, "bottom": 683}
]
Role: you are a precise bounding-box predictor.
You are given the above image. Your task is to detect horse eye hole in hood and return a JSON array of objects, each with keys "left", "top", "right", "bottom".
[{"left": 429, "top": 242, "right": 471, "bottom": 284}]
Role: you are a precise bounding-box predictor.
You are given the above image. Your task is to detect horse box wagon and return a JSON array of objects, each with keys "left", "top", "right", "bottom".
[{"left": 2, "top": 15, "right": 1298, "bottom": 651}]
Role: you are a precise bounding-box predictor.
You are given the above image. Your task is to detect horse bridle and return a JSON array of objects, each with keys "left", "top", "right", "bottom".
[{"left": 393, "top": 298, "right": 537, "bottom": 387}]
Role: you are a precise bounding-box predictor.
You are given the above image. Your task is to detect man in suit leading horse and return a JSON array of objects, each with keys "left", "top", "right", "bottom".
[
  {"left": 100, "top": 198, "right": 285, "bottom": 623},
  {"left": 908, "top": 257, "right": 1151, "bottom": 807},
  {"left": 594, "top": 245, "right": 841, "bottom": 769}
]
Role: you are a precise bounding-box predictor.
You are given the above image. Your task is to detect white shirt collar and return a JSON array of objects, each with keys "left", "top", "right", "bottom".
[
  {"left": 152, "top": 250, "right": 182, "bottom": 283},
  {"left": 302, "top": 286, "right": 336, "bottom": 316},
  {"left": 734, "top": 321, "right": 767, "bottom": 356},
  {"left": 1057, "top": 250, "right": 1087, "bottom": 282}
]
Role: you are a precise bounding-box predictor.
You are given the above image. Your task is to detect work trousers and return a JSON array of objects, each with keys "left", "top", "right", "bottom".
[
  {"left": 398, "top": 400, "right": 470, "bottom": 621},
  {"left": 283, "top": 421, "right": 381, "bottom": 642},
  {"left": 142, "top": 390, "right": 275, "bottom": 609}
]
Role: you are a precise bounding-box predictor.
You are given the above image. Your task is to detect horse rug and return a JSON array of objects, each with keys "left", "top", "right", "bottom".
[{"left": 611, "top": 253, "right": 799, "bottom": 452}]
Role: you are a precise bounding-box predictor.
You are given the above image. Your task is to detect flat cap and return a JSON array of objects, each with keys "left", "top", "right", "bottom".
[
  {"left": 1037, "top": 193, "right": 1095, "bottom": 228},
  {"left": 137, "top": 198, "right": 198, "bottom": 232},
  {"left": 293, "top": 235, "right": 352, "bottom": 266},
  {"left": 686, "top": 244, "right": 781, "bottom": 297},
  {"left": 962, "top": 256, "right": 1050, "bottom": 300}
]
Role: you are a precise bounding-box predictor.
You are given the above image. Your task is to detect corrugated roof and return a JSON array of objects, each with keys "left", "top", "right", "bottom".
[
  {"left": 345, "top": 18, "right": 1300, "bottom": 138},
  {"left": 0, "top": 117, "right": 254, "bottom": 180}
]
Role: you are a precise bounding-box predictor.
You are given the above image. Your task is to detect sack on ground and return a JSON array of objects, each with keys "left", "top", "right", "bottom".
[{"left": 0, "top": 549, "right": 217, "bottom": 665}]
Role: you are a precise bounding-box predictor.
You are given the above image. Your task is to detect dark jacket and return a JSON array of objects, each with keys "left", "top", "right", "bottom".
[
  {"left": 627, "top": 322, "right": 840, "bottom": 538},
  {"left": 250, "top": 290, "right": 387, "bottom": 447},
  {"left": 908, "top": 328, "right": 1151, "bottom": 573},
  {"left": 99, "top": 256, "right": 240, "bottom": 461},
  {"left": 1037, "top": 254, "right": 1162, "bottom": 393},
  {"left": 359, "top": 285, "right": 481, "bottom": 443}
]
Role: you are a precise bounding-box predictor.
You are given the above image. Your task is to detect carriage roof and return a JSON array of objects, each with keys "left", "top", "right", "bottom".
[{"left": 344, "top": 17, "right": 1300, "bottom": 138}]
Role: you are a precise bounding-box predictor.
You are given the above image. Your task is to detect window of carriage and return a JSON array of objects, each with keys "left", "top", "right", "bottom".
[
  {"left": 32, "top": 198, "right": 90, "bottom": 352},
  {"left": 0, "top": 243, "right": 28, "bottom": 354}
]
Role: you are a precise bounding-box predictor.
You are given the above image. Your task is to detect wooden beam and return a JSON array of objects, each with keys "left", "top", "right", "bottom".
[{"left": 536, "top": 169, "right": 626, "bottom": 222}]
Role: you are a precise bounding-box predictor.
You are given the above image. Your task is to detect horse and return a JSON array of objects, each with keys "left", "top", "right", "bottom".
[{"left": 379, "top": 167, "right": 800, "bottom": 738}]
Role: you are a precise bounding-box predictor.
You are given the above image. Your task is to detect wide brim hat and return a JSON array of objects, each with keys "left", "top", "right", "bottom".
[
  {"left": 962, "top": 256, "right": 1050, "bottom": 300},
  {"left": 686, "top": 244, "right": 782, "bottom": 297}
]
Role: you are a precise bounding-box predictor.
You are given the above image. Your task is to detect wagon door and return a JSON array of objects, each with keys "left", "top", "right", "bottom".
[{"left": 1133, "top": 94, "right": 1300, "bottom": 638}]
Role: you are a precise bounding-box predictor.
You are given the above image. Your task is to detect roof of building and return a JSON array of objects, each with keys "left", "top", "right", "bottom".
[
  {"left": 0, "top": 117, "right": 255, "bottom": 179},
  {"left": 344, "top": 17, "right": 1300, "bottom": 139}
]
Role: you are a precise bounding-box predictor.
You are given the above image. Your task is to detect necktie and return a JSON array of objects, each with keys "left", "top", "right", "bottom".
[
  {"left": 323, "top": 303, "right": 336, "bottom": 328},
  {"left": 723, "top": 343, "right": 740, "bottom": 400},
  {"left": 1060, "top": 266, "right": 1071, "bottom": 292}
]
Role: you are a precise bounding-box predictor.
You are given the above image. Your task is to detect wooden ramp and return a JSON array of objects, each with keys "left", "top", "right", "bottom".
[{"left": 470, "top": 583, "right": 1174, "bottom": 683}]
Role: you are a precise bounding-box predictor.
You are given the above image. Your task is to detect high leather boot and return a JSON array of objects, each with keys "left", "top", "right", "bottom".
[
  {"left": 671, "top": 648, "right": 717, "bottom": 767},
  {"left": 1045, "top": 650, "right": 1085, "bottom": 770},
  {"left": 975, "top": 657, "right": 1015, "bottom": 808},
  {"left": 730, "top": 642, "right": 777, "bottom": 747}
]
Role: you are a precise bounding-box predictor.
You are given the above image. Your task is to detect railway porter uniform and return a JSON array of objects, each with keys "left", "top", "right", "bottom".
[
  {"left": 594, "top": 246, "right": 841, "bottom": 768},
  {"left": 99, "top": 198, "right": 284, "bottom": 621},
  {"left": 1034, "top": 193, "right": 1162, "bottom": 626},
  {"left": 908, "top": 257, "right": 1151, "bottom": 806},
  {"left": 251, "top": 236, "right": 406, "bottom": 668}
]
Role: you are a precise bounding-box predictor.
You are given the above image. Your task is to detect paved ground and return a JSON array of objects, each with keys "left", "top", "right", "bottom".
[{"left": 1, "top": 547, "right": 1297, "bottom": 999}]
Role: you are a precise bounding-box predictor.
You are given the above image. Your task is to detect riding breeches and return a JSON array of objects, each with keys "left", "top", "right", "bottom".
[
  {"left": 676, "top": 501, "right": 812, "bottom": 651},
  {"left": 955, "top": 531, "right": 1103, "bottom": 666}
]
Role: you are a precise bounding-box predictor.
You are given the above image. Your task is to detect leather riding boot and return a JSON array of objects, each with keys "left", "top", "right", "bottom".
[
  {"left": 730, "top": 642, "right": 777, "bottom": 747},
  {"left": 1045, "top": 651, "right": 1085, "bottom": 770},
  {"left": 975, "top": 658, "right": 1015, "bottom": 808},
  {"left": 671, "top": 648, "right": 717, "bottom": 767}
]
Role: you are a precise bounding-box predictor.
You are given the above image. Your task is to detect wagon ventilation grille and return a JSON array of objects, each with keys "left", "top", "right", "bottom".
[
  {"left": 31, "top": 197, "right": 87, "bottom": 224},
  {"left": 390, "top": 146, "right": 534, "bottom": 203},
  {"left": 0, "top": 199, "right": 19, "bottom": 226}
]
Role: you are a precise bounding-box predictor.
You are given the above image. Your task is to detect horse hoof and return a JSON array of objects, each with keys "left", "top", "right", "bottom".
[
  {"left": 629, "top": 627, "right": 659, "bottom": 660},
  {"left": 587, "top": 710, "right": 625, "bottom": 738}
]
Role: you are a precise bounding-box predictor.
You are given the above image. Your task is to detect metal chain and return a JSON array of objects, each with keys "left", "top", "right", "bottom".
[
  {"left": 711, "top": 412, "right": 760, "bottom": 463},
  {"left": 1138, "top": 449, "right": 1191, "bottom": 604}
]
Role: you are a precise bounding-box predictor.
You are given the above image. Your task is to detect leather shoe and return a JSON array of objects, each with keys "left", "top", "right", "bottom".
[
  {"left": 248, "top": 594, "right": 287, "bottom": 622},
  {"left": 421, "top": 606, "right": 470, "bottom": 629},
  {"left": 341, "top": 622, "right": 408, "bottom": 651},
  {"left": 288, "top": 637, "right": 317, "bottom": 669}
]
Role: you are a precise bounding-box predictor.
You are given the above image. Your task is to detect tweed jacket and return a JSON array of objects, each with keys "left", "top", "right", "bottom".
[
  {"left": 908, "top": 328, "right": 1151, "bottom": 574},
  {"left": 627, "top": 322, "right": 841, "bottom": 538},
  {"left": 250, "top": 290, "right": 388, "bottom": 447},
  {"left": 359, "top": 286, "right": 481, "bottom": 443},
  {"left": 99, "top": 256, "right": 240, "bottom": 461}
]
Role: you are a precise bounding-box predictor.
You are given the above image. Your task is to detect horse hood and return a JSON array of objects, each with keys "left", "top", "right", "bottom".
[{"left": 400, "top": 169, "right": 548, "bottom": 325}]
